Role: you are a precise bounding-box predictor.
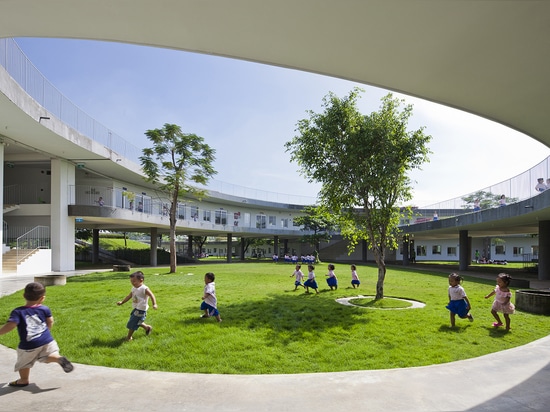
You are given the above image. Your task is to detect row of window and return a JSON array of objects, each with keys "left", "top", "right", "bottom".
[{"left": 408, "top": 245, "right": 536, "bottom": 257}]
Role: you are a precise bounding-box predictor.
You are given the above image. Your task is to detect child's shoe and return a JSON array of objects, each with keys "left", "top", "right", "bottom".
[
  {"left": 58, "top": 356, "right": 74, "bottom": 373},
  {"left": 492, "top": 322, "right": 503, "bottom": 327}
]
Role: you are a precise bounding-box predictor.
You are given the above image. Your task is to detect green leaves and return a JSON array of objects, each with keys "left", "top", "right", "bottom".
[
  {"left": 286, "top": 89, "right": 432, "bottom": 297},
  {"left": 139, "top": 123, "right": 217, "bottom": 272}
]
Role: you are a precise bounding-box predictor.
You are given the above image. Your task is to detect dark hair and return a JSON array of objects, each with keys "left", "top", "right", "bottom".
[
  {"left": 130, "top": 271, "right": 145, "bottom": 281},
  {"left": 24, "top": 282, "right": 45, "bottom": 301},
  {"left": 328, "top": 264, "right": 335, "bottom": 270},
  {"left": 449, "top": 272, "right": 463, "bottom": 283},
  {"left": 205, "top": 272, "right": 215, "bottom": 282},
  {"left": 497, "top": 273, "right": 512, "bottom": 286},
  {"left": 308, "top": 265, "right": 315, "bottom": 270}
]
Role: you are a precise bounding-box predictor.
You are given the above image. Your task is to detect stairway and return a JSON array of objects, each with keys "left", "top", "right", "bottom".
[{"left": 2, "top": 249, "right": 38, "bottom": 272}]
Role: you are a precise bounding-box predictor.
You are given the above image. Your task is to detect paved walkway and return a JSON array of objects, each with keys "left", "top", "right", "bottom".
[{"left": 1, "top": 271, "right": 549, "bottom": 411}]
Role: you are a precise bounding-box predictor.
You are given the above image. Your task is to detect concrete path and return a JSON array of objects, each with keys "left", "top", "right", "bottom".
[{"left": 0, "top": 271, "right": 549, "bottom": 411}]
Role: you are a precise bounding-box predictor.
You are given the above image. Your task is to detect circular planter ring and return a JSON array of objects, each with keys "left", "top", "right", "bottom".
[{"left": 336, "top": 295, "right": 426, "bottom": 309}]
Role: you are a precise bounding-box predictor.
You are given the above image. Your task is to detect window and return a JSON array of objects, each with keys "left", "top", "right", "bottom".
[
  {"left": 513, "top": 246, "right": 523, "bottom": 256},
  {"left": 416, "top": 245, "right": 427, "bottom": 257},
  {"left": 215, "top": 210, "right": 227, "bottom": 225},
  {"left": 495, "top": 245, "right": 506, "bottom": 255},
  {"left": 203, "top": 210, "right": 211, "bottom": 222},
  {"left": 256, "top": 214, "right": 266, "bottom": 229},
  {"left": 190, "top": 206, "right": 199, "bottom": 221},
  {"left": 177, "top": 203, "right": 185, "bottom": 219},
  {"left": 432, "top": 245, "right": 441, "bottom": 255},
  {"left": 281, "top": 218, "right": 289, "bottom": 228},
  {"left": 447, "top": 247, "right": 457, "bottom": 256},
  {"left": 268, "top": 215, "right": 276, "bottom": 226}
]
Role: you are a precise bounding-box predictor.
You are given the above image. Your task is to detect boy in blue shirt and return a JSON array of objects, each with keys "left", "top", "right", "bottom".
[{"left": 0, "top": 282, "right": 74, "bottom": 387}]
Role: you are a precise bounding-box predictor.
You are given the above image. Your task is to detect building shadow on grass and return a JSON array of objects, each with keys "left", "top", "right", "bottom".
[{"left": 182, "top": 292, "right": 371, "bottom": 345}]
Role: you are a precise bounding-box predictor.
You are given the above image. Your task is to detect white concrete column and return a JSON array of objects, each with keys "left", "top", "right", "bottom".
[
  {"left": 50, "top": 159, "right": 75, "bottom": 271},
  {"left": 0, "top": 143, "right": 4, "bottom": 272}
]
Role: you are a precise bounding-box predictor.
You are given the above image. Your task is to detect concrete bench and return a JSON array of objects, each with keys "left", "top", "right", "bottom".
[
  {"left": 113, "top": 264, "right": 131, "bottom": 272},
  {"left": 34, "top": 275, "right": 67, "bottom": 286}
]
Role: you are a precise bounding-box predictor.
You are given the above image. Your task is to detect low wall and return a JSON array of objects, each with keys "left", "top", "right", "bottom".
[{"left": 516, "top": 290, "right": 550, "bottom": 315}]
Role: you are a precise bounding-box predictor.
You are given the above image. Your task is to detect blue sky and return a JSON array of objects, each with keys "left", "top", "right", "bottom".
[{"left": 15, "top": 38, "right": 550, "bottom": 206}]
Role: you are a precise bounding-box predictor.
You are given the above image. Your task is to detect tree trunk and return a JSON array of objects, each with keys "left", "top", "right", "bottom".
[
  {"left": 375, "top": 263, "right": 386, "bottom": 300},
  {"left": 169, "top": 199, "right": 177, "bottom": 273},
  {"left": 373, "top": 247, "right": 386, "bottom": 299}
]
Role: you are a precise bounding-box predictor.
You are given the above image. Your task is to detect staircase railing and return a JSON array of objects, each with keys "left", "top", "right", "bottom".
[{"left": 16, "top": 225, "right": 50, "bottom": 264}]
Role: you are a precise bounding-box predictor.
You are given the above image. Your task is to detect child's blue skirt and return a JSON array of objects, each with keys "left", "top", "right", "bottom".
[
  {"left": 351, "top": 279, "right": 360, "bottom": 286},
  {"left": 446, "top": 299, "right": 469, "bottom": 318},
  {"left": 304, "top": 279, "right": 318, "bottom": 289},
  {"left": 326, "top": 277, "right": 338, "bottom": 287}
]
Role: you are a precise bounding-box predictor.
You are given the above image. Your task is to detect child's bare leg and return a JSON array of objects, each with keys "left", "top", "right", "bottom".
[
  {"left": 450, "top": 312, "right": 456, "bottom": 327},
  {"left": 215, "top": 314, "right": 222, "bottom": 322},
  {"left": 16, "top": 367, "right": 30, "bottom": 385},
  {"left": 491, "top": 310, "right": 502, "bottom": 324},
  {"left": 140, "top": 323, "right": 153, "bottom": 335},
  {"left": 503, "top": 314, "right": 511, "bottom": 330},
  {"left": 126, "top": 329, "right": 135, "bottom": 341}
]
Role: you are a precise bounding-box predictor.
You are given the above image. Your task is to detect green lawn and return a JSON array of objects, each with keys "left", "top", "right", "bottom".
[{"left": 0, "top": 262, "right": 548, "bottom": 374}]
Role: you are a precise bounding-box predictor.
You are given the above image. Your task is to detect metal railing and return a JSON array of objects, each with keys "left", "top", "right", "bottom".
[
  {"left": 408, "top": 155, "right": 550, "bottom": 223},
  {"left": 16, "top": 225, "right": 50, "bottom": 264},
  {"left": 0, "top": 38, "right": 317, "bottom": 206}
]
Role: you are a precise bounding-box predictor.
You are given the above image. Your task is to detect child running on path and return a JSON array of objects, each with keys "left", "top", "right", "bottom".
[
  {"left": 350, "top": 264, "right": 361, "bottom": 288},
  {"left": 117, "top": 271, "right": 157, "bottom": 341},
  {"left": 201, "top": 272, "right": 222, "bottom": 322},
  {"left": 0, "top": 282, "right": 74, "bottom": 387},
  {"left": 304, "top": 265, "right": 319, "bottom": 294},
  {"left": 290, "top": 264, "right": 305, "bottom": 290},
  {"left": 485, "top": 273, "right": 515, "bottom": 330},
  {"left": 446, "top": 273, "right": 474, "bottom": 327},
  {"left": 325, "top": 264, "right": 338, "bottom": 290}
]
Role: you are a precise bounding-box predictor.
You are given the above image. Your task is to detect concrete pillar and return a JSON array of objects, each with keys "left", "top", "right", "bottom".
[
  {"left": 283, "top": 239, "right": 289, "bottom": 254},
  {"left": 50, "top": 159, "right": 75, "bottom": 271},
  {"left": 187, "top": 236, "right": 193, "bottom": 259},
  {"left": 0, "top": 143, "right": 4, "bottom": 272},
  {"left": 92, "top": 229, "right": 99, "bottom": 264},
  {"left": 240, "top": 237, "right": 245, "bottom": 260},
  {"left": 274, "top": 236, "right": 279, "bottom": 257},
  {"left": 226, "top": 234, "right": 232, "bottom": 263},
  {"left": 362, "top": 240, "right": 368, "bottom": 262},
  {"left": 459, "top": 230, "right": 469, "bottom": 271},
  {"left": 538, "top": 221, "right": 550, "bottom": 280},
  {"left": 402, "top": 235, "right": 409, "bottom": 266},
  {"left": 150, "top": 227, "right": 158, "bottom": 266}
]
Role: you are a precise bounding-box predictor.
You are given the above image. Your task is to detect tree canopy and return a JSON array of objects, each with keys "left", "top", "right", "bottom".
[
  {"left": 140, "top": 123, "right": 216, "bottom": 273},
  {"left": 285, "top": 89, "right": 432, "bottom": 298}
]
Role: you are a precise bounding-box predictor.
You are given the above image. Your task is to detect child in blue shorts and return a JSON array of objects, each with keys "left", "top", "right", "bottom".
[
  {"left": 117, "top": 271, "right": 158, "bottom": 341},
  {"left": 201, "top": 272, "right": 222, "bottom": 322}
]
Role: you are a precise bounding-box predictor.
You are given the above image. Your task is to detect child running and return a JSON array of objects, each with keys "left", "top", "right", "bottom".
[
  {"left": 325, "top": 264, "right": 338, "bottom": 290},
  {"left": 117, "top": 271, "right": 158, "bottom": 341},
  {"left": 201, "top": 272, "right": 222, "bottom": 322},
  {"left": 290, "top": 264, "right": 305, "bottom": 290},
  {"left": 446, "top": 273, "right": 474, "bottom": 327},
  {"left": 350, "top": 264, "right": 361, "bottom": 288},
  {"left": 304, "top": 265, "right": 319, "bottom": 294},
  {"left": 485, "top": 273, "right": 515, "bottom": 330},
  {"left": 0, "top": 282, "right": 74, "bottom": 387}
]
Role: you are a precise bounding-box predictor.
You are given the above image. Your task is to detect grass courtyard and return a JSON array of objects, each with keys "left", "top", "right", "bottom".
[{"left": 0, "top": 262, "right": 548, "bottom": 374}]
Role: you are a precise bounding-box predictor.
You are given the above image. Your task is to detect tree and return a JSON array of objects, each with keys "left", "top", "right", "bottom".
[
  {"left": 462, "top": 190, "right": 518, "bottom": 209},
  {"left": 293, "top": 205, "right": 336, "bottom": 262},
  {"left": 285, "top": 89, "right": 431, "bottom": 299},
  {"left": 140, "top": 124, "right": 216, "bottom": 273}
]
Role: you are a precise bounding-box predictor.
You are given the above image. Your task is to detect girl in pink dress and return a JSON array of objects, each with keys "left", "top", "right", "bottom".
[{"left": 485, "top": 273, "right": 515, "bottom": 330}]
